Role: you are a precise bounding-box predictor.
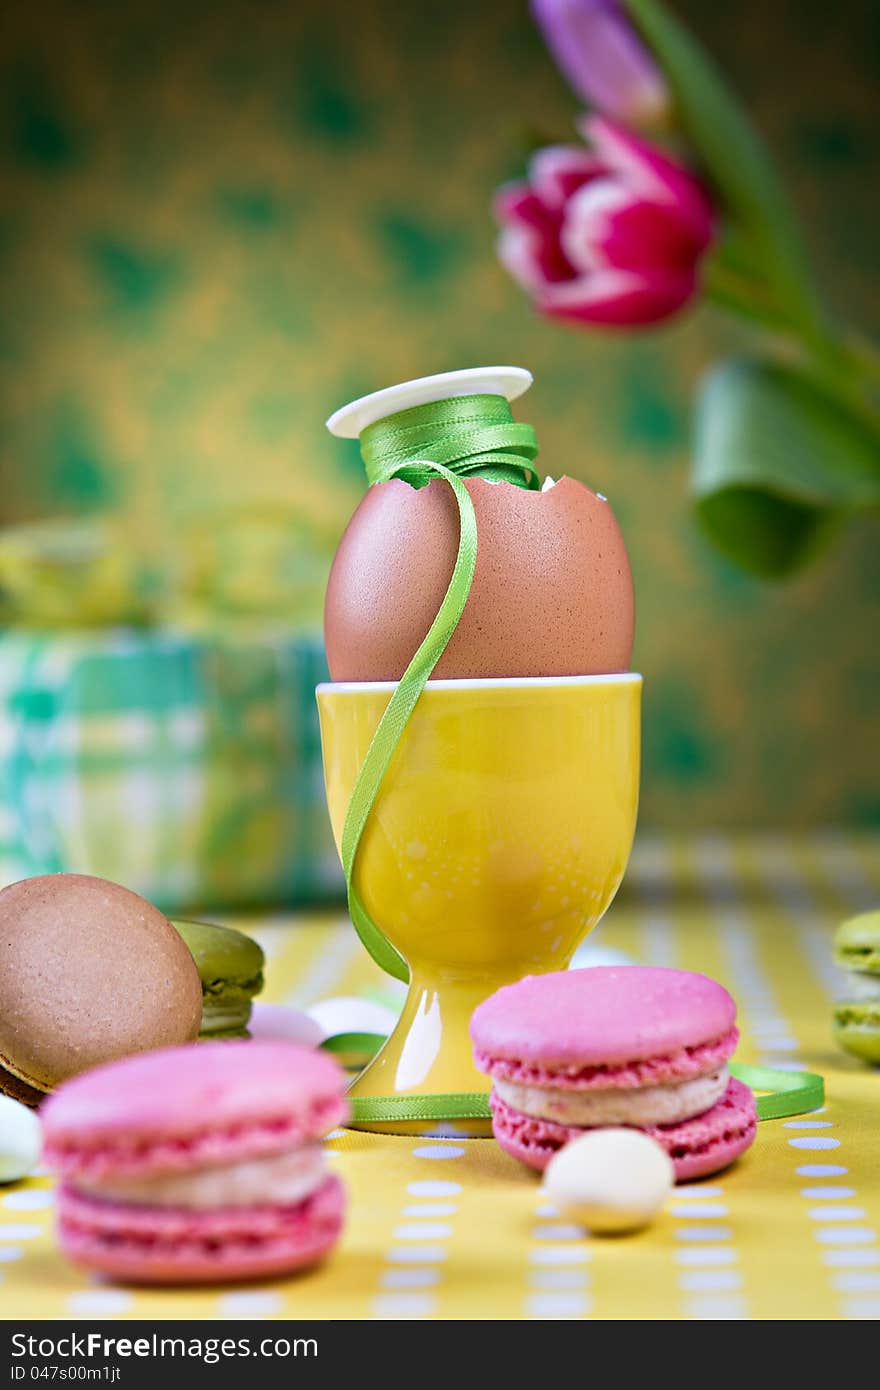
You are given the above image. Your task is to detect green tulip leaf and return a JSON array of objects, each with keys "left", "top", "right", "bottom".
[
  {"left": 692, "top": 359, "right": 880, "bottom": 577},
  {"left": 623, "top": 0, "right": 826, "bottom": 342}
]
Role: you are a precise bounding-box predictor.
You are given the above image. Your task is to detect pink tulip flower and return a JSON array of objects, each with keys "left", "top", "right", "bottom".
[
  {"left": 495, "top": 116, "right": 714, "bottom": 326},
  {"left": 532, "top": 0, "right": 670, "bottom": 128}
]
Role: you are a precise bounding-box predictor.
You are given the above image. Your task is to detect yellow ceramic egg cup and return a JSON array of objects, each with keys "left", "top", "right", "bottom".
[{"left": 317, "top": 674, "right": 641, "bottom": 1136}]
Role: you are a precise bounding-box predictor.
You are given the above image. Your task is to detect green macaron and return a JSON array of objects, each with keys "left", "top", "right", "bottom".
[
  {"left": 834, "top": 911, "right": 880, "bottom": 974},
  {"left": 832, "top": 910, "right": 880, "bottom": 1065},
  {"left": 171, "top": 919, "right": 265, "bottom": 1039}
]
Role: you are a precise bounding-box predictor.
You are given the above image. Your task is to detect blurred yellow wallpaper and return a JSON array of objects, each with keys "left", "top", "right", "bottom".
[{"left": 1, "top": 0, "right": 877, "bottom": 834}]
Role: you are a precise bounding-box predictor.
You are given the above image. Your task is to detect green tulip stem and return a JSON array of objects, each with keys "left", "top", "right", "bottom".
[{"left": 703, "top": 267, "right": 880, "bottom": 443}]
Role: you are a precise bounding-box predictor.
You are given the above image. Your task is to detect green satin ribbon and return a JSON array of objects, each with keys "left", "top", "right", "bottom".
[
  {"left": 360, "top": 394, "right": 540, "bottom": 492},
  {"left": 319, "top": 1031, "right": 389, "bottom": 1058},
  {"left": 350, "top": 1092, "right": 493, "bottom": 1124},
  {"left": 321, "top": 1035, "right": 824, "bottom": 1126},
  {"left": 729, "top": 1061, "right": 824, "bottom": 1120},
  {"left": 340, "top": 395, "right": 539, "bottom": 984}
]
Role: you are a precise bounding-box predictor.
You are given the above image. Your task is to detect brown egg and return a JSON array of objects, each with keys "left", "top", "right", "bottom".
[
  {"left": 0, "top": 874, "right": 203, "bottom": 1105},
  {"left": 324, "top": 476, "right": 634, "bottom": 680}
]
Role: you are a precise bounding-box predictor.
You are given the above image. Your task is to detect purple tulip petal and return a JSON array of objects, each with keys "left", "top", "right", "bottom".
[
  {"left": 531, "top": 0, "right": 670, "bottom": 127},
  {"left": 536, "top": 265, "right": 698, "bottom": 325}
]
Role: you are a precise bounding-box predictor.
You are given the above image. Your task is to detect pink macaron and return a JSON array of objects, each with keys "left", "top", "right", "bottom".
[
  {"left": 471, "top": 966, "right": 757, "bottom": 1181},
  {"left": 42, "top": 1040, "right": 348, "bottom": 1284}
]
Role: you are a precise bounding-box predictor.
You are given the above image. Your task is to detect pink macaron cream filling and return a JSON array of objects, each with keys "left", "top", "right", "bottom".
[
  {"left": 71, "top": 1143, "right": 328, "bottom": 1210},
  {"left": 493, "top": 1065, "right": 729, "bottom": 1127}
]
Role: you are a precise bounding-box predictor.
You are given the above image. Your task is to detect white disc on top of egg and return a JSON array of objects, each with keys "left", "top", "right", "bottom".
[{"left": 542, "top": 1128, "right": 674, "bottom": 1234}]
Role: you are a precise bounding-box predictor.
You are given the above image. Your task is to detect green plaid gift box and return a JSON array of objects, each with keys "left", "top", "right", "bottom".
[{"left": 0, "top": 628, "right": 343, "bottom": 911}]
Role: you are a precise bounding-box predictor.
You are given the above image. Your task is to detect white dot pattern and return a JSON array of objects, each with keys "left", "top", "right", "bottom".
[
  {"left": 411, "top": 1146, "right": 465, "bottom": 1161},
  {"left": 532, "top": 1223, "right": 584, "bottom": 1242},
  {"left": 808, "top": 1207, "right": 866, "bottom": 1223},
  {"left": 529, "top": 1269, "right": 590, "bottom": 1290},
  {"left": 822, "top": 1249, "right": 880, "bottom": 1268},
  {"left": 386, "top": 1245, "right": 448, "bottom": 1264},
  {"left": 1, "top": 1191, "right": 54, "bottom": 1212},
  {"left": 832, "top": 1272, "right": 880, "bottom": 1292},
  {"left": 525, "top": 1292, "right": 591, "bottom": 1319},
  {"left": 668, "top": 1203, "right": 729, "bottom": 1219},
  {"left": 675, "top": 1247, "right": 738, "bottom": 1267},
  {"left": 693, "top": 838, "right": 805, "bottom": 1086},
  {"left": 525, "top": 1192, "right": 591, "bottom": 1317},
  {"left": 380, "top": 1268, "right": 441, "bottom": 1290},
  {"left": 669, "top": 1163, "right": 744, "bottom": 1312},
  {"left": 814, "top": 1227, "right": 877, "bottom": 1246},
  {"left": 674, "top": 1226, "right": 734, "bottom": 1244},
  {"left": 529, "top": 1246, "right": 591, "bottom": 1267},
  {"left": 786, "top": 1090, "right": 878, "bottom": 1315},
  {"left": 402, "top": 1203, "right": 457, "bottom": 1219},
  {"left": 216, "top": 1292, "right": 284, "bottom": 1319},
  {"left": 682, "top": 1294, "right": 748, "bottom": 1320},
  {"left": 801, "top": 1188, "right": 856, "bottom": 1200},
  {"left": 372, "top": 1293, "right": 436, "bottom": 1319},
  {"left": 392, "top": 1222, "right": 453, "bottom": 1241},
  {"left": 842, "top": 1297, "right": 880, "bottom": 1319},
  {"left": 406, "top": 1181, "right": 461, "bottom": 1198},
  {"left": 66, "top": 1291, "right": 133, "bottom": 1317},
  {"left": 0, "top": 1225, "right": 41, "bottom": 1241},
  {"left": 747, "top": 843, "right": 880, "bottom": 1316},
  {"left": 372, "top": 1144, "right": 461, "bottom": 1318},
  {"left": 677, "top": 1270, "right": 743, "bottom": 1292},
  {"left": 788, "top": 1137, "right": 841, "bottom": 1150},
  {"left": 535, "top": 1202, "right": 559, "bottom": 1218}
]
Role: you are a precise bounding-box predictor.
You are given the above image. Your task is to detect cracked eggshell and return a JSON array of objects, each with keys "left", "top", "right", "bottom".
[{"left": 324, "top": 476, "right": 634, "bottom": 680}]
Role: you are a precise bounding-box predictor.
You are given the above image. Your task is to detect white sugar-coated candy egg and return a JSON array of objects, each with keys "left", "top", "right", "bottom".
[
  {"left": 0, "top": 1094, "right": 42, "bottom": 1183},
  {"left": 247, "top": 1003, "right": 324, "bottom": 1049},
  {"left": 307, "top": 996, "right": 398, "bottom": 1041},
  {"left": 542, "top": 1128, "right": 674, "bottom": 1234}
]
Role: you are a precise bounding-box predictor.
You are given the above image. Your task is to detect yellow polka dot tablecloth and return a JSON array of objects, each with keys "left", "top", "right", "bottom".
[{"left": 2, "top": 833, "right": 878, "bottom": 1321}]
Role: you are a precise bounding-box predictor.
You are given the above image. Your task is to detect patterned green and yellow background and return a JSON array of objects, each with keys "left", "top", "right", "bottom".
[{"left": 1, "top": 0, "right": 877, "bottom": 831}]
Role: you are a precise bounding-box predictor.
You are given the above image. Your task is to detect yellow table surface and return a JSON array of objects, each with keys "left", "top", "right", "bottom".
[{"left": 3, "top": 833, "right": 879, "bottom": 1322}]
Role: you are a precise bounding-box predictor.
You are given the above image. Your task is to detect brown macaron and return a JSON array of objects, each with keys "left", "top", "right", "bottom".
[{"left": 0, "top": 874, "right": 203, "bottom": 1106}]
